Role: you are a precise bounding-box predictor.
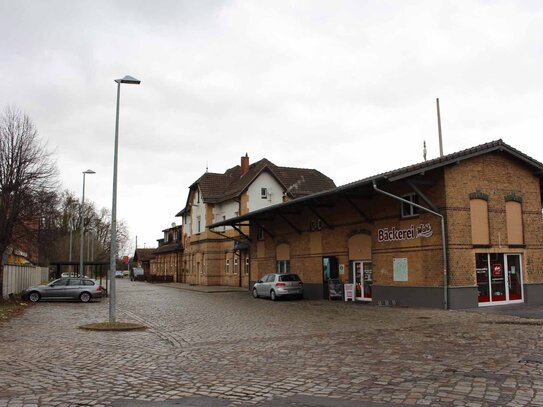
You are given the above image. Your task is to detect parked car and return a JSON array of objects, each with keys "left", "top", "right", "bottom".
[
  {"left": 123, "top": 270, "right": 130, "bottom": 277},
  {"left": 252, "top": 273, "right": 304, "bottom": 301},
  {"left": 21, "top": 277, "right": 104, "bottom": 303},
  {"left": 115, "top": 270, "right": 123, "bottom": 278}
]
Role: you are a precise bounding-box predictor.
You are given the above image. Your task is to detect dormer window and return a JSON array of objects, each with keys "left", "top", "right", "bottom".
[
  {"left": 401, "top": 193, "right": 419, "bottom": 218},
  {"left": 261, "top": 188, "right": 268, "bottom": 199}
]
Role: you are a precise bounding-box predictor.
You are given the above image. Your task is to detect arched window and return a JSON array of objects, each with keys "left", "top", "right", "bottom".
[
  {"left": 348, "top": 234, "right": 372, "bottom": 260},
  {"left": 276, "top": 243, "right": 290, "bottom": 274},
  {"left": 469, "top": 192, "right": 489, "bottom": 245},
  {"left": 506, "top": 199, "right": 523, "bottom": 245}
]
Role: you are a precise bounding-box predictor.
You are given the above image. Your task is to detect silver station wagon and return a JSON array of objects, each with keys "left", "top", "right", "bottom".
[
  {"left": 252, "top": 273, "right": 304, "bottom": 301},
  {"left": 22, "top": 277, "right": 105, "bottom": 303}
]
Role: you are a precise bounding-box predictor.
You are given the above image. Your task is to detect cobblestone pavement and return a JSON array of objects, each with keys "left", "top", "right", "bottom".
[{"left": 1, "top": 280, "right": 543, "bottom": 407}]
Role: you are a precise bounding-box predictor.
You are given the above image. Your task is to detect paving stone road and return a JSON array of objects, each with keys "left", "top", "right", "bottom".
[{"left": 1, "top": 279, "right": 543, "bottom": 407}]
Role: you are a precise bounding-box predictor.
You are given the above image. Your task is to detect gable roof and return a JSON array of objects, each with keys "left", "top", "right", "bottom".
[
  {"left": 133, "top": 248, "right": 156, "bottom": 262},
  {"left": 177, "top": 157, "right": 335, "bottom": 215},
  {"left": 208, "top": 139, "right": 543, "bottom": 228}
]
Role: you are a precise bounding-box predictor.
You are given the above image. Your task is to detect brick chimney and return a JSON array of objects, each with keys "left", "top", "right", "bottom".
[{"left": 241, "top": 153, "right": 249, "bottom": 175}]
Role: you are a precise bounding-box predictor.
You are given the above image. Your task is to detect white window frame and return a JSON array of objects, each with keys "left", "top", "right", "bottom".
[
  {"left": 245, "top": 257, "right": 250, "bottom": 275},
  {"left": 401, "top": 193, "right": 419, "bottom": 218},
  {"left": 225, "top": 258, "right": 230, "bottom": 273},
  {"left": 261, "top": 187, "right": 268, "bottom": 199},
  {"left": 234, "top": 257, "right": 238, "bottom": 274},
  {"left": 276, "top": 260, "right": 290, "bottom": 274}
]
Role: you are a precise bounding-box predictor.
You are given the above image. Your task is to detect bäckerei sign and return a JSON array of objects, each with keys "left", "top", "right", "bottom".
[{"left": 378, "top": 223, "right": 433, "bottom": 242}]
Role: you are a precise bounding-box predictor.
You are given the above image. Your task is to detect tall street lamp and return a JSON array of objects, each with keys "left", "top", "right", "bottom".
[
  {"left": 79, "top": 170, "right": 96, "bottom": 277},
  {"left": 110, "top": 75, "right": 140, "bottom": 323},
  {"left": 80, "top": 169, "right": 96, "bottom": 277}
]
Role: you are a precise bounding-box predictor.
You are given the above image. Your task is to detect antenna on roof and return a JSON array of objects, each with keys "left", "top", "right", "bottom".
[
  {"left": 436, "top": 98, "right": 444, "bottom": 157},
  {"left": 423, "top": 140, "right": 427, "bottom": 162}
]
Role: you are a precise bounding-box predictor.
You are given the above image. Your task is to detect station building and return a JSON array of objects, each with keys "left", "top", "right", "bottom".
[
  {"left": 177, "top": 154, "right": 335, "bottom": 287},
  {"left": 208, "top": 140, "right": 543, "bottom": 309}
]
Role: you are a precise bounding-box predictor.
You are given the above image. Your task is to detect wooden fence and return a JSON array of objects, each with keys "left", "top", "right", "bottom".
[{"left": 2, "top": 265, "right": 49, "bottom": 299}]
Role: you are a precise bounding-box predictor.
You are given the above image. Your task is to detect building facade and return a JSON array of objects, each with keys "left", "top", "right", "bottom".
[
  {"left": 132, "top": 248, "right": 156, "bottom": 279},
  {"left": 149, "top": 225, "right": 183, "bottom": 282},
  {"left": 209, "top": 140, "right": 543, "bottom": 309},
  {"left": 178, "top": 154, "right": 336, "bottom": 287}
]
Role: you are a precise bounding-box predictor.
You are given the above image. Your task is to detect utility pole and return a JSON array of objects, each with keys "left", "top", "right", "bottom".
[{"left": 436, "top": 98, "right": 444, "bottom": 157}]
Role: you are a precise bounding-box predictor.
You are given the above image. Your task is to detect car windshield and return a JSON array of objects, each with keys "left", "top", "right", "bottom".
[{"left": 279, "top": 274, "right": 300, "bottom": 282}]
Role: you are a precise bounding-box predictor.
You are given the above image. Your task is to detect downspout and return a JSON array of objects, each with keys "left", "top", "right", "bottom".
[{"left": 373, "top": 181, "right": 448, "bottom": 310}]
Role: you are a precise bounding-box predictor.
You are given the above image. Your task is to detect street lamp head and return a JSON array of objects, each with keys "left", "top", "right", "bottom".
[
  {"left": 114, "top": 75, "right": 141, "bottom": 85},
  {"left": 83, "top": 169, "right": 96, "bottom": 175}
]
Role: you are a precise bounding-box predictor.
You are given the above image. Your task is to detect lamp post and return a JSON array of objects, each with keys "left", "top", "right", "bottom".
[
  {"left": 110, "top": 75, "right": 140, "bottom": 323},
  {"left": 79, "top": 170, "right": 95, "bottom": 277}
]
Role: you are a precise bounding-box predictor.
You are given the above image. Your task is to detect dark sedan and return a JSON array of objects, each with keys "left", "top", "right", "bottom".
[{"left": 22, "top": 277, "right": 104, "bottom": 303}]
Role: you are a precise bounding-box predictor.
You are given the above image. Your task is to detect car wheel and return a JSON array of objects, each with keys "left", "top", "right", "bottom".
[
  {"left": 28, "top": 291, "right": 40, "bottom": 303},
  {"left": 79, "top": 292, "right": 91, "bottom": 303},
  {"left": 270, "top": 290, "right": 277, "bottom": 301},
  {"left": 252, "top": 288, "right": 259, "bottom": 298}
]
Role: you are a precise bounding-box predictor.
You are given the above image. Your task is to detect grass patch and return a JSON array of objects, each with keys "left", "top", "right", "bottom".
[
  {"left": 0, "top": 298, "right": 28, "bottom": 323},
  {"left": 79, "top": 322, "right": 147, "bottom": 331}
]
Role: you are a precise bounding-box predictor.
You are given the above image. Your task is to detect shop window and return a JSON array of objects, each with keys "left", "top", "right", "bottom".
[
  {"left": 506, "top": 200, "right": 523, "bottom": 245},
  {"left": 401, "top": 193, "right": 419, "bottom": 218},
  {"left": 470, "top": 199, "right": 489, "bottom": 245},
  {"left": 476, "top": 253, "right": 523, "bottom": 304}
]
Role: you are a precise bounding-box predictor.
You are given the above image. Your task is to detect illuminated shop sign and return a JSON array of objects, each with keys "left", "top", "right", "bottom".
[{"left": 378, "top": 223, "right": 433, "bottom": 242}]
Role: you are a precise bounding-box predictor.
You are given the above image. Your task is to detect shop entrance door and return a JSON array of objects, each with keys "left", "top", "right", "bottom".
[
  {"left": 476, "top": 253, "right": 523, "bottom": 305},
  {"left": 322, "top": 257, "right": 339, "bottom": 299},
  {"left": 353, "top": 261, "right": 373, "bottom": 302}
]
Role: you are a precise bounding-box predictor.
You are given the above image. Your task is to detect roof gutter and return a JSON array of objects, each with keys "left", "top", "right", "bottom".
[{"left": 372, "top": 180, "right": 448, "bottom": 310}]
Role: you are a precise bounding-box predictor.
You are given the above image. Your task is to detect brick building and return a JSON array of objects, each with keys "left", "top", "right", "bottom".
[
  {"left": 149, "top": 225, "right": 183, "bottom": 282},
  {"left": 132, "top": 248, "right": 156, "bottom": 280},
  {"left": 209, "top": 140, "right": 543, "bottom": 309},
  {"left": 177, "top": 154, "right": 336, "bottom": 287}
]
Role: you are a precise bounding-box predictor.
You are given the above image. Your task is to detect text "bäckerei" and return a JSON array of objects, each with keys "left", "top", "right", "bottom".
[{"left": 378, "top": 224, "right": 433, "bottom": 242}]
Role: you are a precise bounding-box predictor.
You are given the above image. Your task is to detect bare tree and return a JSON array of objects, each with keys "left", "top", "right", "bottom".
[{"left": 0, "top": 107, "right": 57, "bottom": 289}]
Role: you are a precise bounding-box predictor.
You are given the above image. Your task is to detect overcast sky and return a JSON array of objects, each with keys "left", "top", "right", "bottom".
[{"left": 1, "top": 0, "right": 542, "bottom": 253}]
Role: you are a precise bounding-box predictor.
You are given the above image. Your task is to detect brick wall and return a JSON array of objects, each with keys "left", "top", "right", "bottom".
[
  {"left": 444, "top": 151, "right": 543, "bottom": 286},
  {"left": 248, "top": 152, "right": 543, "bottom": 297}
]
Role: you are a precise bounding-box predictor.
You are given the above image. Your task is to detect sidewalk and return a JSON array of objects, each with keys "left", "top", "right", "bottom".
[{"left": 157, "top": 282, "right": 248, "bottom": 294}]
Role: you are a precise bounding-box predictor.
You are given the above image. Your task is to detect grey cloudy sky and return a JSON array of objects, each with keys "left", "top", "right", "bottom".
[{"left": 1, "top": 0, "right": 542, "bottom": 252}]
